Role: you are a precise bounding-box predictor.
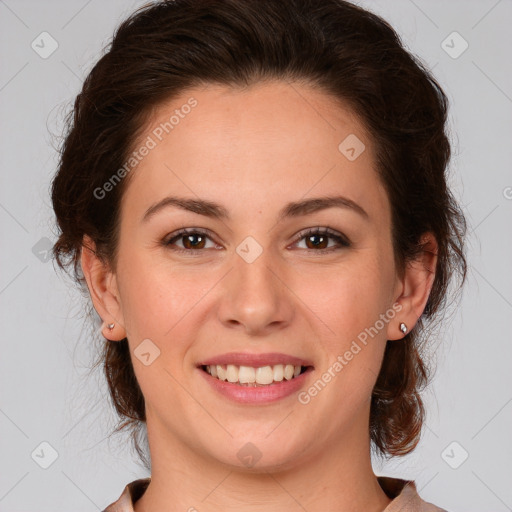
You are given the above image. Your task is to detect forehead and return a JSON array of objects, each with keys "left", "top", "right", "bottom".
[
  {"left": 121, "top": 80, "right": 389, "bottom": 223},
  {"left": 141, "top": 80, "right": 369, "bottom": 160}
]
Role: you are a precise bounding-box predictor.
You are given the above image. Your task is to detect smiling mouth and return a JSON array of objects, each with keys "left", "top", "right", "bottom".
[{"left": 200, "top": 364, "right": 312, "bottom": 386}]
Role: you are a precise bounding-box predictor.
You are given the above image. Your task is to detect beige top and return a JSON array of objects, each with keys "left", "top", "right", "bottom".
[{"left": 103, "top": 476, "right": 448, "bottom": 511}]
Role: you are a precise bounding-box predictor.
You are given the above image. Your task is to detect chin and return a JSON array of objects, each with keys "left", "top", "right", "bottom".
[{"left": 207, "top": 436, "right": 306, "bottom": 473}]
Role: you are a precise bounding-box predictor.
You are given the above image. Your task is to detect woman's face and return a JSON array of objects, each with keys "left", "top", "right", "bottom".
[{"left": 98, "top": 81, "right": 409, "bottom": 470}]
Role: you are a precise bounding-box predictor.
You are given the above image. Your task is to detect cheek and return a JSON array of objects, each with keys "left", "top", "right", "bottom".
[
  {"left": 305, "top": 259, "right": 391, "bottom": 335},
  {"left": 115, "top": 256, "right": 201, "bottom": 403},
  {"left": 305, "top": 266, "right": 391, "bottom": 395},
  {"left": 115, "top": 249, "right": 183, "bottom": 338},
  {"left": 116, "top": 249, "right": 221, "bottom": 348}
]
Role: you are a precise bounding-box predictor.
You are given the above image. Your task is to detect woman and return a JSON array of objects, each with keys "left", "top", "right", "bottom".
[{"left": 51, "top": 0, "right": 467, "bottom": 510}]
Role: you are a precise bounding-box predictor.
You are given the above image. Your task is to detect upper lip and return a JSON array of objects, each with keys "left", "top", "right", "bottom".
[{"left": 197, "top": 352, "right": 314, "bottom": 368}]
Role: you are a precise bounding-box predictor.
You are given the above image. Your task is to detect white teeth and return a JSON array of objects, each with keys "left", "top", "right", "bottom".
[
  {"left": 284, "top": 364, "right": 294, "bottom": 380},
  {"left": 204, "top": 363, "right": 305, "bottom": 385},
  {"left": 255, "top": 366, "right": 274, "bottom": 385},
  {"left": 238, "top": 365, "right": 256, "bottom": 383},
  {"left": 226, "top": 364, "right": 238, "bottom": 383},
  {"left": 273, "top": 364, "right": 284, "bottom": 381},
  {"left": 217, "top": 365, "right": 227, "bottom": 381}
]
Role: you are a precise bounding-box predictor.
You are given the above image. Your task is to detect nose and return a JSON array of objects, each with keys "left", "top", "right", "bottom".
[{"left": 217, "top": 245, "right": 294, "bottom": 336}]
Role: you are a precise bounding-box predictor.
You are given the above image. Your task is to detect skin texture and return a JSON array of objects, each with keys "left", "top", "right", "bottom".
[{"left": 81, "top": 80, "right": 437, "bottom": 512}]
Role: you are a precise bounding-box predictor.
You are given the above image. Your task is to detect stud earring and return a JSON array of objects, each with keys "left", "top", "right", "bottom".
[
  {"left": 399, "top": 322, "right": 407, "bottom": 335},
  {"left": 107, "top": 323, "right": 115, "bottom": 330}
]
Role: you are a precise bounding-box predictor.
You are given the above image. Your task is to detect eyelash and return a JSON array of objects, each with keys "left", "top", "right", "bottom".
[{"left": 163, "top": 227, "right": 351, "bottom": 254}]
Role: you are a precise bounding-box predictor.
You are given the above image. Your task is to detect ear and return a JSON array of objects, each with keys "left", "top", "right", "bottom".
[
  {"left": 80, "top": 235, "right": 127, "bottom": 341},
  {"left": 387, "top": 232, "right": 438, "bottom": 340}
]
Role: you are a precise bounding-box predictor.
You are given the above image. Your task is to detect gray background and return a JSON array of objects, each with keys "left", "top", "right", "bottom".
[{"left": 1, "top": 0, "right": 511, "bottom": 510}]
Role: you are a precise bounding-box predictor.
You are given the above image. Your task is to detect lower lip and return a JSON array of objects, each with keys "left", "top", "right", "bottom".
[{"left": 197, "top": 367, "right": 313, "bottom": 404}]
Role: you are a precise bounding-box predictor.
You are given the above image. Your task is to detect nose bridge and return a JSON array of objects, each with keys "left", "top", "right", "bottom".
[{"left": 217, "top": 240, "right": 292, "bottom": 333}]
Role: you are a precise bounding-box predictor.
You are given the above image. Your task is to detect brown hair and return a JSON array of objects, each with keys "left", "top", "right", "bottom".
[{"left": 51, "top": 0, "right": 467, "bottom": 467}]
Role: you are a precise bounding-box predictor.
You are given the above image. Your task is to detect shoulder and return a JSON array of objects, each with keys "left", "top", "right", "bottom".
[
  {"left": 378, "top": 476, "right": 449, "bottom": 512},
  {"left": 103, "top": 475, "right": 448, "bottom": 511},
  {"left": 102, "top": 478, "right": 151, "bottom": 512}
]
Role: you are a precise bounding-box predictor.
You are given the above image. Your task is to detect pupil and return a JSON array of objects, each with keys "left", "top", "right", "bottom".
[
  {"left": 185, "top": 234, "right": 204, "bottom": 249},
  {"left": 308, "top": 235, "right": 327, "bottom": 249}
]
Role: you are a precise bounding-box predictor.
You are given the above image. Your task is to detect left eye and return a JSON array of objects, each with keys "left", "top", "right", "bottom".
[
  {"left": 164, "top": 228, "right": 217, "bottom": 251},
  {"left": 163, "top": 227, "right": 350, "bottom": 253}
]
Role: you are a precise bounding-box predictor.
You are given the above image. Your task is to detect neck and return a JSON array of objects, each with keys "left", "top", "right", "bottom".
[{"left": 134, "top": 413, "right": 391, "bottom": 512}]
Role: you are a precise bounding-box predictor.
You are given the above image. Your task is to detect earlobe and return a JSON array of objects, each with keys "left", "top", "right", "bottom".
[
  {"left": 80, "top": 235, "right": 127, "bottom": 341},
  {"left": 387, "top": 232, "right": 438, "bottom": 340}
]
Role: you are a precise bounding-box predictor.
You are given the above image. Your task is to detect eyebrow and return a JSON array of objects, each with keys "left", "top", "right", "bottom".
[{"left": 141, "top": 194, "right": 369, "bottom": 223}]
